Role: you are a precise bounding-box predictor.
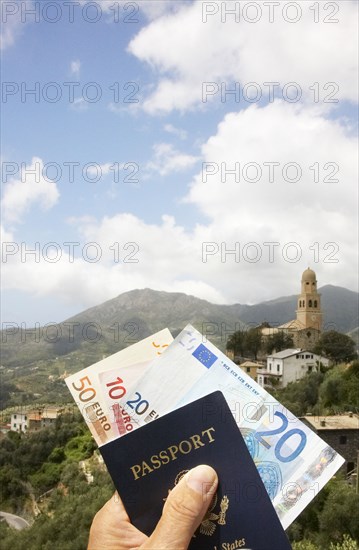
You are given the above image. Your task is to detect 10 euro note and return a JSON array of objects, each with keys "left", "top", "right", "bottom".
[
  {"left": 96, "top": 359, "right": 162, "bottom": 440},
  {"left": 65, "top": 328, "right": 173, "bottom": 446}
]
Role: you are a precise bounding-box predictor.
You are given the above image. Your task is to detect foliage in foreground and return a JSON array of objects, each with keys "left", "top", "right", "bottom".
[
  {"left": 288, "top": 478, "right": 359, "bottom": 548},
  {"left": 293, "top": 534, "right": 359, "bottom": 549},
  {"left": 0, "top": 466, "right": 113, "bottom": 550}
]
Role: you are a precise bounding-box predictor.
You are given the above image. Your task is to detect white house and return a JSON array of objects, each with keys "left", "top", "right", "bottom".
[
  {"left": 10, "top": 411, "right": 28, "bottom": 432},
  {"left": 257, "top": 349, "right": 329, "bottom": 389},
  {"left": 10, "top": 407, "right": 63, "bottom": 433}
]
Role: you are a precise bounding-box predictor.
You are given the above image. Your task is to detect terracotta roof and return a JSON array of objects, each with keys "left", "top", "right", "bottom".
[{"left": 28, "top": 413, "right": 41, "bottom": 421}]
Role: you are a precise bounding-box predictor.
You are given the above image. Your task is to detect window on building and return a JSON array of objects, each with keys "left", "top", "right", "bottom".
[
  {"left": 306, "top": 354, "right": 310, "bottom": 359},
  {"left": 14, "top": 415, "right": 16, "bottom": 419},
  {"left": 13, "top": 423, "right": 16, "bottom": 428},
  {"left": 308, "top": 366, "right": 313, "bottom": 373},
  {"left": 314, "top": 300, "right": 317, "bottom": 307},
  {"left": 277, "top": 365, "right": 280, "bottom": 372},
  {"left": 309, "top": 300, "right": 312, "bottom": 307},
  {"left": 264, "top": 377, "right": 268, "bottom": 384},
  {"left": 246, "top": 367, "right": 250, "bottom": 373},
  {"left": 269, "top": 364, "right": 271, "bottom": 371},
  {"left": 339, "top": 435, "right": 347, "bottom": 444}
]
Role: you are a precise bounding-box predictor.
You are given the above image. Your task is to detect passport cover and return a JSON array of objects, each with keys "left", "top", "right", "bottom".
[{"left": 100, "top": 391, "right": 292, "bottom": 550}]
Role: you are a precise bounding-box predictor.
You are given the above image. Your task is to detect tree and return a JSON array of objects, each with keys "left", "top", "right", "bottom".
[
  {"left": 245, "top": 328, "right": 262, "bottom": 360},
  {"left": 318, "top": 480, "right": 359, "bottom": 545},
  {"left": 292, "top": 542, "right": 318, "bottom": 550},
  {"left": 226, "top": 329, "right": 246, "bottom": 358},
  {"left": 319, "top": 362, "right": 359, "bottom": 412},
  {"left": 329, "top": 535, "right": 359, "bottom": 550},
  {"left": 226, "top": 327, "right": 263, "bottom": 360},
  {"left": 314, "top": 331, "right": 357, "bottom": 364},
  {"left": 265, "top": 331, "right": 294, "bottom": 354}
]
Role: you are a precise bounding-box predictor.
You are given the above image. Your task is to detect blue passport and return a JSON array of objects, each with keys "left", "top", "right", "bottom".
[{"left": 100, "top": 391, "right": 292, "bottom": 550}]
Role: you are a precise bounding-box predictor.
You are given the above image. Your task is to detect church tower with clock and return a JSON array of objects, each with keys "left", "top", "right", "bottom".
[{"left": 296, "top": 268, "right": 322, "bottom": 332}]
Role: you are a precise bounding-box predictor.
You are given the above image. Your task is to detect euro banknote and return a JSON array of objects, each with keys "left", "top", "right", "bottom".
[
  {"left": 96, "top": 360, "right": 158, "bottom": 440},
  {"left": 177, "top": 358, "right": 344, "bottom": 529},
  {"left": 119, "top": 326, "right": 217, "bottom": 427},
  {"left": 121, "top": 324, "right": 344, "bottom": 529},
  {"left": 65, "top": 328, "right": 173, "bottom": 446}
]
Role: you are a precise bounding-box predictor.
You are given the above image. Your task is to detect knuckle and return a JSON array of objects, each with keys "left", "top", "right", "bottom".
[{"left": 166, "top": 492, "right": 199, "bottom": 522}]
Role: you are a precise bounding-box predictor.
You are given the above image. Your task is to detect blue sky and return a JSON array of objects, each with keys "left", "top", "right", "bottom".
[{"left": 1, "top": 0, "right": 358, "bottom": 326}]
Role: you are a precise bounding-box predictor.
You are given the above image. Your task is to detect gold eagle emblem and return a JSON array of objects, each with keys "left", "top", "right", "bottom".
[{"left": 165, "top": 470, "right": 229, "bottom": 537}]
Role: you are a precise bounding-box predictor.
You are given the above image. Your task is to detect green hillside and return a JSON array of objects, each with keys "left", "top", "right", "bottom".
[{"left": 0, "top": 364, "right": 358, "bottom": 550}]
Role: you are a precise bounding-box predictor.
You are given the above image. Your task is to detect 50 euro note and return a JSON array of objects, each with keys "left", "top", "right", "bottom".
[{"left": 65, "top": 328, "right": 173, "bottom": 446}]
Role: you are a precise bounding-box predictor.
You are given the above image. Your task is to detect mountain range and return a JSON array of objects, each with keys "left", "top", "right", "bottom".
[{"left": 1, "top": 285, "right": 358, "bottom": 368}]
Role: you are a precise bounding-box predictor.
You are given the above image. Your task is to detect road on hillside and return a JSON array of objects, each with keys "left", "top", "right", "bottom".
[{"left": 0, "top": 511, "right": 30, "bottom": 530}]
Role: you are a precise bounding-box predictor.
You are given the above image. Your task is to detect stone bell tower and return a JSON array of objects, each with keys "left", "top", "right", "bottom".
[{"left": 296, "top": 268, "right": 322, "bottom": 331}]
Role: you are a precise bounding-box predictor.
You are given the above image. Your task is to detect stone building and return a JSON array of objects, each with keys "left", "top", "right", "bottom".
[
  {"left": 261, "top": 268, "right": 323, "bottom": 350},
  {"left": 301, "top": 413, "right": 359, "bottom": 476}
]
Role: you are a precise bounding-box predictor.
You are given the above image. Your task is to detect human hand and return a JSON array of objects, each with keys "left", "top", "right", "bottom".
[{"left": 88, "top": 464, "right": 218, "bottom": 550}]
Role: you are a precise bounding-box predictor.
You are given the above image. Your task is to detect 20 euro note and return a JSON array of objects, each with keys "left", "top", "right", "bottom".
[
  {"left": 65, "top": 328, "right": 173, "bottom": 446},
  {"left": 119, "top": 325, "right": 219, "bottom": 428},
  {"left": 118, "top": 324, "right": 344, "bottom": 529},
  {"left": 173, "top": 327, "right": 345, "bottom": 530},
  {"left": 96, "top": 359, "right": 163, "bottom": 440}
]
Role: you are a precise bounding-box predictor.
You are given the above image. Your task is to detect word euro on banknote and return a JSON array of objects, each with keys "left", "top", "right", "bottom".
[
  {"left": 65, "top": 329, "right": 173, "bottom": 446},
  {"left": 173, "top": 326, "right": 345, "bottom": 530}
]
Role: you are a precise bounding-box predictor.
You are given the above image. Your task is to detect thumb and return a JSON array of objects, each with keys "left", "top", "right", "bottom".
[{"left": 142, "top": 465, "right": 218, "bottom": 550}]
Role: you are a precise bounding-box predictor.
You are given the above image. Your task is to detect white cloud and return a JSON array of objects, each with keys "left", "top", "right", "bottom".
[
  {"left": 135, "top": 0, "right": 188, "bottom": 20},
  {"left": 164, "top": 124, "right": 187, "bottom": 140},
  {"left": 1, "top": 157, "right": 60, "bottom": 224},
  {"left": 185, "top": 101, "right": 357, "bottom": 222},
  {"left": 1, "top": 213, "right": 225, "bottom": 309},
  {"left": 2, "top": 102, "right": 357, "bottom": 313},
  {"left": 0, "top": 0, "right": 34, "bottom": 50},
  {"left": 85, "top": 163, "right": 115, "bottom": 177},
  {"left": 0, "top": 224, "right": 14, "bottom": 243},
  {"left": 70, "top": 97, "right": 88, "bottom": 111},
  {"left": 70, "top": 59, "right": 81, "bottom": 79},
  {"left": 146, "top": 143, "right": 199, "bottom": 176},
  {"left": 74, "top": 0, "right": 185, "bottom": 20},
  {"left": 128, "top": 0, "right": 358, "bottom": 113}
]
